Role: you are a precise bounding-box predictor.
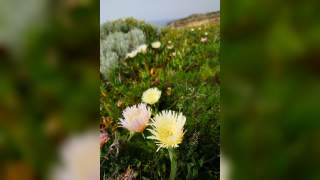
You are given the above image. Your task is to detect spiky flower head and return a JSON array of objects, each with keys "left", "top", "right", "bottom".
[
  {"left": 142, "top": 87, "right": 161, "bottom": 105},
  {"left": 119, "top": 103, "right": 151, "bottom": 133},
  {"left": 148, "top": 110, "right": 186, "bottom": 151}
]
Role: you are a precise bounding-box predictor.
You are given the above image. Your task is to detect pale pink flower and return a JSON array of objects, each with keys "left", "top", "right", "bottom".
[
  {"left": 100, "top": 132, "right": 109, "bottom": 148},
  {"left": 119, "top": 103, "right": 151, "bottom": 133},
  {"left": 49, "top": 131, "right": 99, "bottom": 180}
]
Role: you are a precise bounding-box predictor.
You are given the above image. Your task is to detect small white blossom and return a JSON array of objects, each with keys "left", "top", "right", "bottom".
[
  {"left": 201, "top": 37, "right": 208, "bottom": 43},
  {"left": 137, "top": 44, "right": 148, "bottom": 54},
  {"left": 151, "top": 41, "right": 161, "bottom": 49},
  {"left": 142, "top": 87, "right": 161, "bottom": 105},
  {"left": 126, "top": 50, "right": 138, "bottom": 59},
  {"left": 167, "top": 45, "right": 174, "bottom": 50}
]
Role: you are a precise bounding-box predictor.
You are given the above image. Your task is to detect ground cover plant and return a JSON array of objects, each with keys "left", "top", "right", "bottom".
[{"left": 100, "top": 18, "right": 220, "bottom": 179}]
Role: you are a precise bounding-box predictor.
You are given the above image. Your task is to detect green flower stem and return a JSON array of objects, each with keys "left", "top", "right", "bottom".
[
  {"left": 168, "top": 148, "right": 177, "bottom": 180},
  {"left": 151, "top": 104, "right": 159, "bottom": 116},
  {"left": 127, "top": 132, "right": 135, "bottom": 142}
]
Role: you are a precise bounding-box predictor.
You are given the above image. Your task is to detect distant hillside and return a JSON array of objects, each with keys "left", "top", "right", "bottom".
[{"left": 167, "top": 11, "right": 220, "bottom": 28}]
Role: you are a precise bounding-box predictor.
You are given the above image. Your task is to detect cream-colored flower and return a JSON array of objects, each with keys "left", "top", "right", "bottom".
[
  {"left": 49, "top": 131, "right": 99, "bottom": 180},
  {"left": 205, "top": 32, "right": 208, "bottom": 36},
  {"left": 151, "top": 41, "right": 161, "bottom": 49},
  {"left": 201, "top": 37, "right": 208, "bottom": 43},
  {"left": 148, "top": 110, "right": 186, "bottom": 151},
  {"left": 167, "top": 45, "right": 174, "bottom": 50},
  {"left": 142, "top": 87, "right": 161, "bottom": 105},
  {"left": 191, "top": 28, "right": 194, "bottom": 32},
  {"left": 126, "top": 50, "right": 138, "bottom": 59},
  {"left": 119, "top": 103, "right": 151, "bottom": 132},
  {"left": 137, "top": 44, "right": 148, "bottom": 54}
]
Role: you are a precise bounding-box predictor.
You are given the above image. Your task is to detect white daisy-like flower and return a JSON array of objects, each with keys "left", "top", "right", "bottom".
[
  {"left": 137, "top": 44, "right": 148, "bottom": 54},
  {"left": 142, "top": 87, "right": 161, "bottom": 105},
  {"left": 205, "top": 32, "right": 208, "bottom": 36},
  {"left": 151, "top": 41, "right": 161, "bottom": 49},
  {"left": 148, "top": 110, "right": 186, "bottom": 151},
  {"left": 49, "top": 131, "right": 99, "bottom": 180},
  {"left": 191, "top": 28, "right": 194, "bottom": 32},
  {"left": 119, "top": 103, "right": 151, "bottom": 133},
  {"left": 168, "top": 40, "right": 172, "bottom": 44}
]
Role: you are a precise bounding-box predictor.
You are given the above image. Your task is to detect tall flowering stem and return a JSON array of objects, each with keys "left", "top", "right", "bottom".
[
  {"left": 147, "top": 110, "right": 185, "bottom": 179},
  {"left": 127, "top": 132, "right": 135, "bottom": 142},
  {"left": 168, "top": 148, "right": 177, "bottom": 180}
]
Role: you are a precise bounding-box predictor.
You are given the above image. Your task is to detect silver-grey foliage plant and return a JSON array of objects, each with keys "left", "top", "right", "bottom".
[{"left": 100, "top": 28, "right": 146, "bottom": 79}]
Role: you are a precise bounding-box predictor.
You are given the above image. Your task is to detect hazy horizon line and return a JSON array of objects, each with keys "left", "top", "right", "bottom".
[{"left": 101, "top": 10, "right": 219, "bottom": 25}]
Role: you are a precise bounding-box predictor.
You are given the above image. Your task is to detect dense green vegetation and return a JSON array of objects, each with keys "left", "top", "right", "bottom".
[{"left": 100, "top": 19, "right": 220, "bottom": 179}]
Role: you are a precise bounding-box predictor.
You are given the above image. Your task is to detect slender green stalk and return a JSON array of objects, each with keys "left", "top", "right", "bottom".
[
  {"left": 151, "top": 104, "right": 159, "bottom": 116},
  {"left": 168, "top": 148, "right": 177, "bottom": 180},
  {"left": 127, "top": 132, "right": 135, "bottom": 142}
]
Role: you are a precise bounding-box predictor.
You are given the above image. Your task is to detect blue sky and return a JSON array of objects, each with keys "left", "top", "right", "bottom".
[{"left": 100, "top": 0, "right": 220, "bottom": 24}]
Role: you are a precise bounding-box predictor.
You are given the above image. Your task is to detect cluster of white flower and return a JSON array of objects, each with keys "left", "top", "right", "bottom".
[
  {"left": 125, "top": 44, "right": 148, "bottom": 59},
  {"left": 118, "top": 87, "right": 186, "bottom": 153},
  {"left": 167, "top": 40, "right": 174, "bottom": 50},
  {"left": 125, "top": 41, "right": 162, "bottom": 59},
  {"left": 100, "top": 28, "right": 146, "bottom": 79},
  {"left": 189, "top": 26, "right": 210, "bottom": 43},
  {"left": 201, "top": 31, "right": 209, "bottom": 43},
  {"left": 118, "top": 87, "right": 161, "bottom": 133}
]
